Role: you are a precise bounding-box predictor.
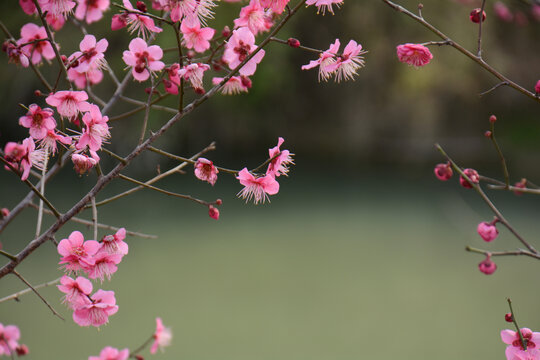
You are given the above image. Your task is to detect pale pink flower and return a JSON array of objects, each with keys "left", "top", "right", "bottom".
[
  {"left": 477, "top": 221, "right": 499, "bottom": 242},
  {"left": 150, "top": 318, "right": 172, "bottom": 354},
  {"left": 57, "top": 230, "right": 100, "bottom": 272},
  {"left": 17, "top": 23, "right": 56, "bottom": 65},
  {"left": 19, "top": 104, "right": 56, "bottom": 140},
  {"left": 181, "top": 17, "right": 215, "bottom": 53},
  {"left": 45, "top": 90, "right": 91, "bottom": 118},
  {"left": 101, "top": 228, "right": 128, "bottom": 255},
  {"left": 76, "top": 104, "right": 110, "bottom": 152},
  {"left": 434, "top": 163, "right": 452, "bottom": 181},
  {"left": 325, "top": 40, "right": 366, "bottom": 82},
  {"left": 73, "top": 289, "right": 118, "bottom": 327},
  {"left": 234, "top": 0, "right": 273, "bottom": 35},
  {"left": 72, "top": 153, "right": 98, "bottom": 175},
  {"left": 178, "top": 63, "right": 210, "bottom": 93},
  {"left": 19, "top": 137, "right": 47, "bottom": 181},
  {"left": 494, "top": 1, "right": 513, "bottom": 22},
  {"left": 45, "top": 12, "right": 66, "bottom": 31},
  {"left": 223, "top": 27, "right": 265, "bottom": 76},
  {"left": 478, "top": 255, "right": 497, "bottom": 275},
  {"left": 302, "top": 39, "right": 340, "bottom": 81},
  {"left": 39, "top": 130, "right": 72, "bottom": 154},
  {"left": 396, "top": 43, "right": 433, "bottom": 67},
  {"left": 57, "top": 275, "right": 93, "bottom": 309},
  {"left": 305, "top": 0, "right": 343, "bottom": 15},
  {"left": 193, "top": 0, "right": 217, "bottom": 24},
  {"left": 0, "top": 324, "right": 20, "bottom": 356},
  {"left": 194, "top": 157, "right": 218, "bottom": 185},
  {"left": 86, "top": 251, "right": 123, "bottom": 282},
  {"left": 501, "top": 328, "right": 540, "bottom": 360},
  {"left": 266, "top": 137, "right": 294, "bottom": 177},
  {"left": 89, "top": 346, "right": 129, "bottom": 360},
  {"left": 3, "top": 42, "right": 30, "bottom": 68},
  {"left": 163, "top": 0, "right": 198, "bottom": 23},
  {"left": 19, "top": 0, "right": 36, "bottom": 14},
  {"left": 75, "top": 0, "right": 110, "bottom": 23},
  {"left": 122, "top": 0, "right": 163, "bottom": 38},
  {"left": 72, "top": 35, "right": 108, "bottom": 72},
  {"left": 236, "top": 168, "right": 279, "bottom": 204},
  {"left": 259, "top": 0, "right": 290, "bottom": 14},
  {"left": 68, "top": 63, "right": 104, "bottom": 89},
  {"left": 212, "top": 76, "right": 250, "bottom": 95},
  {"left": 123, "top": 37, "right": 165, "bottom": 82},
  {"left": 39, "top": 0, "right": 76, "bottom": 17}
]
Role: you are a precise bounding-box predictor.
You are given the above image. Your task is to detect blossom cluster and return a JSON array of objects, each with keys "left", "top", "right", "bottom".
[
  {"left": 0, "top": 323, "right": 28, "bottom": 357},
  {"left": 57, "top": 228, "right": 128, "bottom": 327}
]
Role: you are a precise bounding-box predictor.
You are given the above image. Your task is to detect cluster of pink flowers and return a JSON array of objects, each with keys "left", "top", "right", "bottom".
[
  {"left": 57, "top": 228, "right": 128, "bottom": 327},
  {"left": 19, "top": 0, "right": 110, "bottom": 26},
  {"left": 0, "top": 323, "right": 28, "bottom": 357}
]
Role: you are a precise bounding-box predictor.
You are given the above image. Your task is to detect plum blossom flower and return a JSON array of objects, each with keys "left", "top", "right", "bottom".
[
  {"left": 305, "top": 0, "right": 343, "bottom": 15},
  {"left": 212, "top": 76, "right": 250, "bottom": 95},
  {"left": 192, "top": 0, "right": 217, "bottom": 24},
  {"left": 19, "top": 0, "right": 36, "bottom": 14},
  {"left": 302, "top": 39, "right": 340, "bottom": 81},
  {"left": 46, "top": 12, "right": 66, "bottom": 30},
  {"left": 223, "top": 27, "right": 265, "bottom": 76},
  {"left": 57, "top": 275, "right": 93, "bottom": 309},
  {"left": 57, "top": 230, "right": 100, "bottom": 272},
  {"left": 19, "top": 137, "right": 47, "bottom": 181},
  {"left": 45, "top": 90, "right": 91, "bottom": 118},
  {"left": 161, "top": 0, "right": 198, "bottom": 23},
  {"left": 101, "top": 228, "right": 129, "bottom": 256},
  {"left": 86, "top": 251, "right": 123, "bottom": 282},
  {"left": 71, "top": 35, "right": 108, "bottom": 72},
  {"left": 396, "top": 43, "right": 433, "bottom": 67},
  {"left": 123, "top": 37, "right": 165, "bottom": 82},
  {"left": 194, "top": 158, "right": 218, "bottom": 185},
  {"left": 178, "top": 63, "right": 210, "bottom": 93},
  {"left": 89, "top": 346, "right": 129, "bottom": 360},
  {"left": 17, "top": 23, "right": 56, "bottom": 65},
  {"left": 266, "top": 137, "right": 294, "bottom": 177},
  {"left": 234, "top": 0, "right": 273, "bottom": 35},
  {"left": 73, "top": 289, "right": 118, "bottom": 327},
  {"left": 120, "top": 0, "right": 163, "bottom": 38},
  {"left": 75, "top": 0, "right": 110, "bottom": 24},
  {"left": 236, "top": 168, "right": 279, "bottom": 204},
  {"left": 325, "top": 40, "right": 366, "bottom": 82},
  {"left": 68, "top": 63, "right": 104, "bottom": 89},
  {"left": 3, "top": 142, "right": 27, "bottom": 169},
  {"left": 40, "top": 0, "right": 76, "bottom": 17},
  {"left": 150, "top": 318, "right": 172, "bottom": 354},
  {"left": 259, "top": 0, "right": 290, "bottom": 14},
  {"left": 501, "top": 328, "right": 540, "bottom": 360},
  {"left": 19, "top": 104, "right": 56, "bottom": 140},
  {"left": 181, "top": 17, "right": 215, "bottom": 53},
  {"left": 477, "top": 221, "right": 499, "bottom": 242},
  {"left": 76, "top": 104, "right": 110, "bottom": 152},
  {"left": 72, "top": 153, "right": 98, "bottom": 175},
  {"left": 39, "top": 130, "right": 71, "bottom": 155},
  {"left": 3, "top": 42, "right": 30, "bottom": 68},
  {"left": 0, "top": 324, "right": 21, "bottom": 356}
]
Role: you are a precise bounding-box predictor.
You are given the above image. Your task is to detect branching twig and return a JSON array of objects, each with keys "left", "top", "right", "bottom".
[
  {"left": 0, "top": 277, "right": 61, "bottom": 304},
  {"left": 12, "top": 270, "right": 64, "bottom": 321}
]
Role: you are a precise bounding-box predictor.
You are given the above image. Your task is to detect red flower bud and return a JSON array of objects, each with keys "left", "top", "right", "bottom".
[
  {"left": 484, "top": 130, "right": 492, "bottom": 138},
  {"left": 287, "top": 38, "right": 301, "bottom": 48},
  {"left": 434, "top": 163, "right": 452, "bottom": 181},
  {"left": 208, "top": 205, "right": 219, "bottom": 220},
  {"left": 489, "top": 115, "right": 497, "bottom": 123},
  {"left": 222, "top": 26, "right": 231, "bottom": 38},
  {"left": 216, "top": 199, "right": 223, "bottom": 206},
  {"left": 460, "top": 168, "right": 480, "bottom": 189},
  {"left": 136, "top": 1, "right": 147, "bottom": 12},
  {"left": 505, "top": 313, "right": 514, "bottom": 322},
  {"left": 470, "top": 8, "right": 487, "bottom": 23}
]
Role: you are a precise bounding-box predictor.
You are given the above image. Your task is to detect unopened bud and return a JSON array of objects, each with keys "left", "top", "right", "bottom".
[
  {"left": 418, "top": 3, "right": 423, "bottom": 9},
  {"left": 16, "top": 345, "right": 29, "bottom": 356},
  {"left": 61, "top": 55, "right": 68, "bottom": 63},
  {"left": 505, "top": 313, "right": 514, "bottom": 322},
  {"left": 216, "top": 199, "right": 223, "bottom": 206},
  {"left": 135, "top": 355, "right": 144, "bottom": 360},
  {"left": 187, "top": 50, "right": 195, "bottom": 59},
  {"left": 470, "top": 8, "right": 487, "bottom": 23},
  {"left": 478, "top": 254, "right": 497, "bottom": 275},
  {"left": 1, "top": 208, "right": 10, "bottom": 218},
  {"left": 459, "top": 168, "right": 480, "bottom": 189},
  {"left": 535, "top": 80, "right": 540, "bottom": 95},
  {"left": 222, "top": 26, "right": 230, "bottom": 38},
  {"left": 287, "top": 38, "right": 300, "bottom": 48},
  {"left": 434, "top": 163, "right": 452, "bottom": 181},
  {"left": 484, "top": 130, "right": 492, "bottom": 138},
  {"left": 489, "top": 115, "right": 497, "bottom": 123},
  {"left": 34, "top": 89, "right": 42, "bottom": 97},
  {"left": 240, "top": 75, "right": 252, "bottom": 88},
  {"left": 208, "top": 205, "right": 219, "bottom": 220},
  {"left": 136, "top": 0, "right": 147, "bottom": 12}
]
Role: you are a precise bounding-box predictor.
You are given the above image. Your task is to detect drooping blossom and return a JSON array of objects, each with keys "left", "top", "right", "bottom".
[
  {"left": 57, "top": 230, "right": 100, "bottom": 272},
  {"left": 71, "top": 35, "right": 108, "bottom": 72},
  {"left": 180, "top": 17, "right": 215, "bottom": 53},
  {"left": 177, "top": 63, "right": 210, "bottom": 93},
  {"left": 223, "top": 27, "right": 265, "bottom": 76},
  {"left": 122, "top": 37, "right": 165, "bottom": 82},
  {"left": 120, "top": 0, "right": 163, "bottom": 38},
  {"left": 266, "top": 137, "right": 294, "bottom": 177},
  {"left": 234, "top": 0, "right": 273, "bottom": 35},
  {"left": 305, "top": 0, "right": 343, "bottom": 15},
  {"left": 76, "top": 104, "right": 110, "bottom": 152},
  {"left": 19, "top": 104, "right": 56, "bottom": 140},
  {"left": 19, "top": 137, "right": 47, "bottom": 181},
  {"left": 0, "top": 323, "right": 21, "bottom": 356},
  {"left": 434, "top": 163, "right": 453, "bottom": 181},
  {"left": 40, "top": 0, "right": 76, "bottom": 17},
  {"left": 236, "top": 168, "right": 279, "bottom": 204},
  {"left": 86, "top": 251, "right": 123, "bottom": 282},
  {"left": 72, "top": 153, "right": 98, "bottom": 175},
  {"left": 459, "top": 168, "right": 480, "bottom": 189},
  {"left": 194, "top": 157, "right": 218, "bottom": 185},
  {"left": 75, "top": 0, "right": 110, "bottom": 23},
  {"left": 208, "top": 205, "right": 219, "bottom": 220},
  {"left": 3, "top": 42, "right": 30, "bottom": 67},
  {"left": 477, "top": 221, "right": 499, "bottom": 242},
  {"left": 302, "top": 39, "right": 340, "bottom": 81},
  {"left": 478, "top": 254, "right": 497, "bottom": 275},
  {"left": 212, "top": 76, "right": 250, "bottom": 95},
  {"left": 39, "top": 130, "right": 72, "bottom": 154},
  {"left": 17, "top": 23, "right": 56, "bottom": 65},
  {"left": 396, "top": 43, "right": 433, "bottom": 67},
  {"left": 259, "top": 0, "right": 290, "bottom": 14},
  {"left": 89, "top": 346, "right": 129, "bottom": 360},
  {"left": 494, "top": 1, "right": 513, "bottom": 22},
  {"left": 325, "top": 40, "right": 366, "bottom": 82},
  {"left": 150, "top": 318, "right": 172, "bottom": 354},
  {"left": 45, "top": 90, "right": 91, "bottom": 118},
  {"left": 501, "top": 328, "right": 540, "bottom": 360},
  {"left": 57, "top": 275, "right": 93, "bottom": 309},
  {"left": 72, "top": 289, "right": 118, "bottom": 327}
]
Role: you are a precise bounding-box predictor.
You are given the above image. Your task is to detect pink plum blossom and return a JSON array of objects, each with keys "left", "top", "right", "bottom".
[
  {"left": 477, "top": 221, "right": 499, "bottom": 242},
  {"left": 178, "top": 63, "right": 210, "bottom": 93},
  {"left": 212, "top": 76, "right": 250, "bottom": 95},
  {"left": 501, "top": 328, "right": 540, "bottom": 360},
  {"left": 0, "top": 324, "right": 20, "bottom": 356},
  {"left": 478, "top": 255, "right": 497, "bottom": 275},
  {"left": 72, "top": 153, "right": 98, "bottom": 175},
  {"left": 3, "top": 142, "right": 27, "bottom": 168},
  {"left": 68, "top": 63, "right": 104, "bottom": 89},
  {"left": 150, "top": 318, "right": 172, "bottom": 354},
  {"left": 73, "top": 289, "right": 118, "bottom": 327},
  {"left": 234, "top": 0, "right": 273, "bottom": 35},
  {"left": 57, "top": 230, "right": 100, "bottom": 272},
  {"left": 266, "top": 137, "right": 294, "bottom": 177},
  {"left": 236, "top": 168, "right": 279, "bottom": 204},
  {"left": 163, "top": 64, "right": 181, "bottom": 94},
  {"left": 194, "top": 157, "right": 218, "bottom": 185},
  {"left": 45, "top": 90, "right": 91, "bottom": 118},
  {"left": 396, "top": 43, "right": 433, "bottom": 67},
  {"left": 305, "top": 0, "right": 343, "bottom": 15},
  {"left": 89, "top": 346, "right": 129, "bottom": 360},
  {"left": 121, "top": 0, "right": 163, "bottom": 38},
  {"left": 161, "top": 0, "right": 198, "bottom": 23},
  {"left": 259, "top": 0, "right": 290, "bottom": 14},
  {"left": 494, "top": 1, "right": 513, "bottom": 22},
  {"left": 72, "top": 35, "right": 108, "bottom": 72},
  {"left": 181, "top": 17, "right": 215, "bottom": 53},
  {"left": 76, "top": 104, "right": 110, "bottom": 152},
  {"left": 75, "top": 0, "right": 110, "bottom": 24},
  {"left": 193, "top": 0, "right": 217, "bottom": 24},
  {"left": 19, "top": 0, "right": 36, "bottom": 14},
  {"left": 434, "top": 163, "right": 453, "bottom": 181},
  {"left": 19, "top": 104, "right": 56, "bottom": 140},
  {"left": 122, "top": 37, "right": 165, "bottom": 81},
  {"left": 17, "top": 23, "right": 56, "bottom": 65},
  {"left": 302, "top": 39, "right": 340, "bottom": 81},
  {"left": 223, "top": 27, "right": 265, "bottom": 76},
  {"left": 46, "top": 12, "right": 66, "bottom": 30},
  {"left": 325, "top": 40, "right": 366, "bottom": 82},
  {"left": 40, "top": 0, "right": 76, "bottom": 17},
  {"left": 57, "top": 275, "right": 93, "bottom": 309},
  {"left": 101, "top": 228, "right": 129, "bottom": 256},
  {"left": 19, "top": 137, "right": 47, "bottom": 181},
  {"left": 86, "top": 251, "right": 123, "bottom": 282},
  {"left": 3, "top": 42, "right": 30, "bottom": 67},
  {"left": 39, "top": 130, "right": 72, "bottom": 154}
]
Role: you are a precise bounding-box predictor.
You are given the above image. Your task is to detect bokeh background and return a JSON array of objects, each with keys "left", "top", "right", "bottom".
[{"left": 1, "top": 0, "right": 540, "bottom": 358}]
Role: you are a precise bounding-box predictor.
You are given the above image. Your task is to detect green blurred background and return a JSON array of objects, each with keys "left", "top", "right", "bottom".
[{"left": 1, "top": 0, "right": 540, "bottom": 358}]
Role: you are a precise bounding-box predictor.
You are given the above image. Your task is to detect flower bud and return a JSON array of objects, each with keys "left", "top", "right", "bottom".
[
  {"left": 513, "top": 178, "right": 527, "bottom": 196},
  {"left": 216, "top": 199, "right": 223, "bottom": 206},
  {"left": 478, "top": 255, "right": 497, "bottom": 275},
  {"left": 535, "top": 80, "right": 540, "bottom": 96},
  {"left": 484, "top": 130, "right": 492, "bottom": 138},
  {"left": 208, "top": 205, "right": 219, "bottom": 220},
  {"left": 505, "top": 313, "right": 514, "bottom": 322},
  {"left": 0, "top": 208, "right": 9, "bottom": 218},
  {"left": 287, "top": 38, "right": 301, "bottom": 48},
  {"left": 222, "top": 26, "right": 230, "bottom": 38},
  {"left": 187, "top": 50, "right": 195, "bottom": 59},
  {"left": 489, "top": 115, "right": 497, "bottom": 123},
  {"left": 477, "top": 221, "right": 499, "bottom": 242},
  {"left": 136, "top": 1, "right": 147, "bottom": 12},
  {"left": 434, "top": 163, "right": 452, "bottom": 181},
  {"left": 34, "top": 90, "right": 42, "bottom": 97},
  {"left": 460, "top": 168, "right": 480, "bottom": 189},
  {"left": 16, "top": 344, "right": 29, "bottom": 356},
  {"left": 111, "top": 14, "right": 128, "bottom": 31},
  {"left": 470, "top": 8, "right": 487, "bottom": 23}
]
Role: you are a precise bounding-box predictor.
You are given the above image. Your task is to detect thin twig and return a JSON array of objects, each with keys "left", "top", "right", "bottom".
[
  {"left": 120, "top": 95, "right": 177, "bottom": 114},
  {"left": 488, "top": 119, "right": 510, "bottom": 188},
  {"left": 466, "top": 246, "right": 540, "bottom": 260},
  {"left": 479, "top": 82, "right": 509, "bottom": 97},
  {"left": 12, "top": 270, "right": 64, "bottom": 321},
  {"left": 139, "top": 74, "right": 156, "bottom": 144},
  {"left": 91, "top": 197, "right": 98, "bottom": 240},
  {"left": 108, "top": 94, "right": 170, "bottom": 122},
  {"left": 0, "top": 277, "right": 61, "bottom": 304},
  {"left": 477, "top": 0, "right": 487, "bottom": 58},
  {"left": 35, "top": 150, "right": 49, "bottom": 237}
]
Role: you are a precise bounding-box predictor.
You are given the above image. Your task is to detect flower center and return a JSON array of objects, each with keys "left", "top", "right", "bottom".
[{"left": 234, "top": 41, "right": 251, "bottom": 62}]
